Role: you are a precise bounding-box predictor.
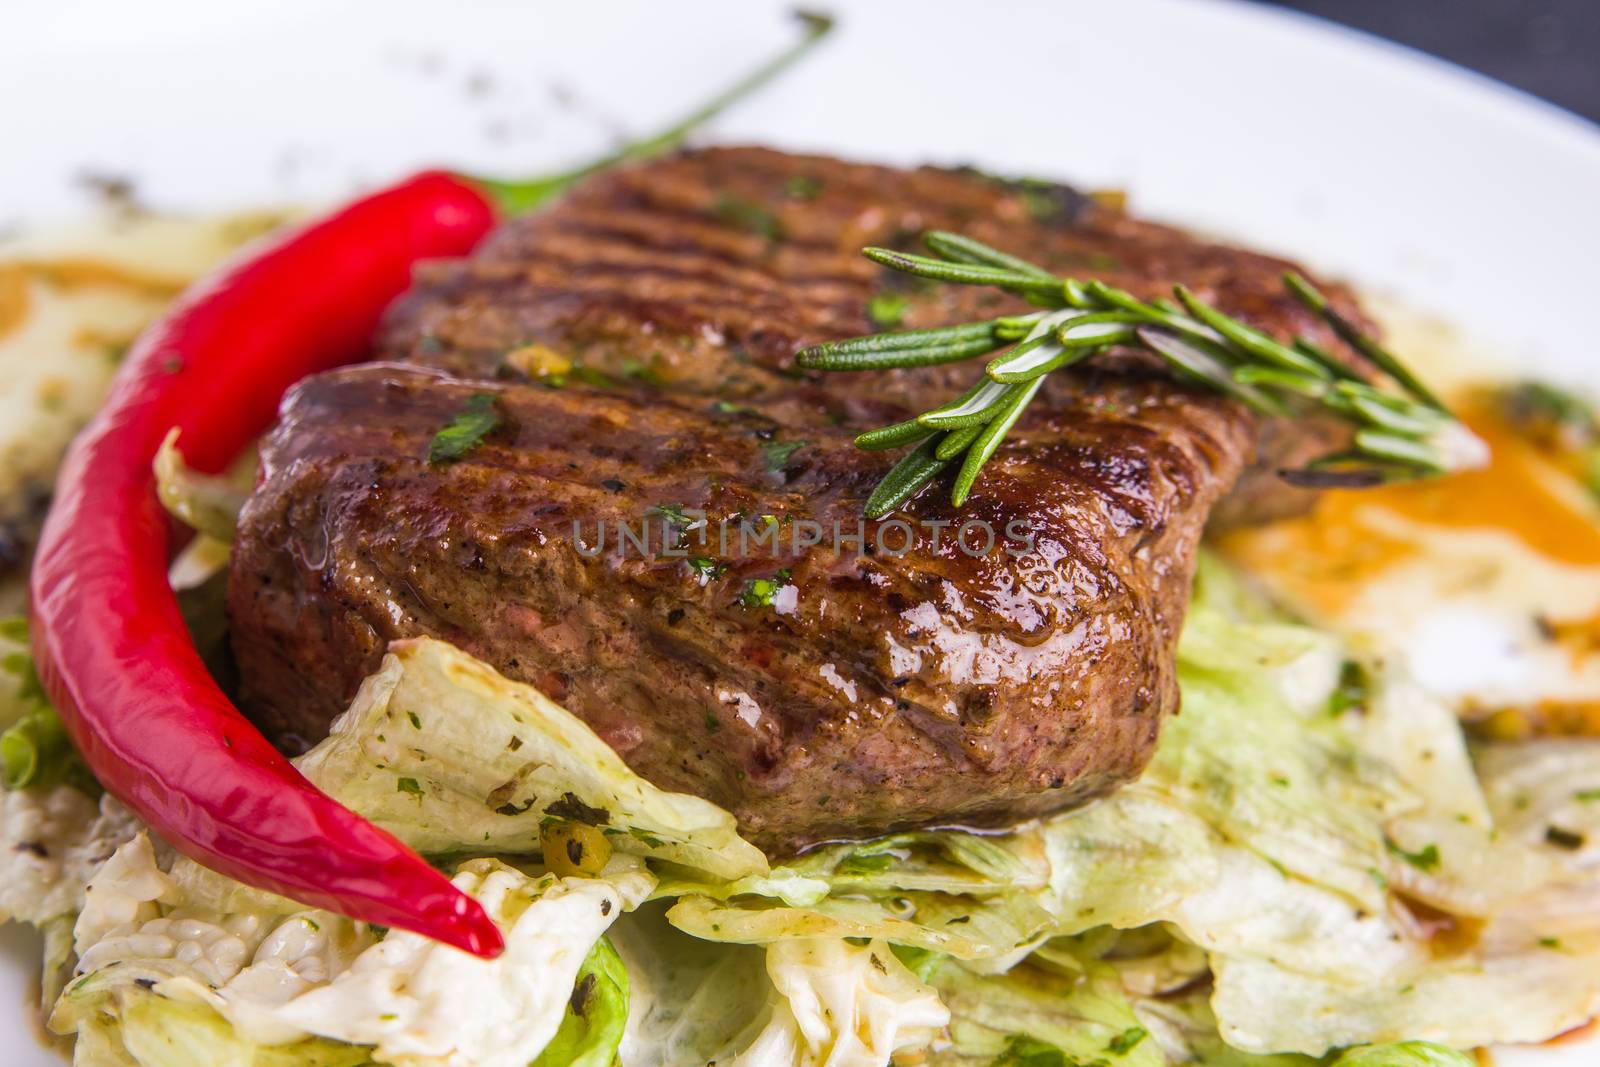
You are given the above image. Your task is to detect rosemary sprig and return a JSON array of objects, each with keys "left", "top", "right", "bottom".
[{"left": 796, "top": 231, "right": 1485, "bottom": 518}]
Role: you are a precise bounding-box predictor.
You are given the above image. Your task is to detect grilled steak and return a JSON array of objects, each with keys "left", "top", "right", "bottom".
[{"left": 229, "top": 147, "right": 1370, "bottom": 850}]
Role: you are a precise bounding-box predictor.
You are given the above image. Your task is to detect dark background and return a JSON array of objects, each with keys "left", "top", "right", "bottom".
[{"left": 1260, "top": 0, "right": 1600, "bottom": 123}]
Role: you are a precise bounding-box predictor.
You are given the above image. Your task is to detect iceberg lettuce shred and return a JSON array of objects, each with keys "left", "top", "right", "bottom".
[{"left": 7, "top": 561, "right": 1597, "bottom": 1065}]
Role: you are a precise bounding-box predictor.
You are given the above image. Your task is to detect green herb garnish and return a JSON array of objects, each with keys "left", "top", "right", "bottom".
[
  {"left": 396, "top": 777, "right": 424, "bottom": 798},
  {"left": 1385, "top": 836, "right": 1441, "bottom": 872},
  {"left": 867, "top": 293, "right": 909, "bottom": 329},
  {"left": 428, "top": 393, "right": 499, "bottom": 464},
  {"left": 687, "top": 558, "right": 726, "bottom": 585},
  {"left": 710, "top": 194, "right": 781, "bottom": 240},
  {"left": 796, "top": 231, "right": 1481, "bottom": 517},
  {"left": 761, "top": 438, "right": 808, "bottom": 471},
  {"left": 992, "top": 1034, "right": 1069, "bottom": 1067},
  {"left": 1328, "top": 659, "right": 1369, "bottom": 717},
  {"left": 740, "top": 572, "right": 791, "bottom": 609},
  {"left": 1106, "top": 1026, "right": 1148, "bottom": 1055},
  {"left": 785, "top": 175, "right": 824, "bottom": 200}
]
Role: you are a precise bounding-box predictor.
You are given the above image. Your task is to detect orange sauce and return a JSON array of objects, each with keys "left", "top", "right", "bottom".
[
  {"left": 1217, "top": 396, "right": 1600, "bottom": 735},
  {"left": 9, "top": 256, "right": 188, "bottom": 296},
  {"left": 0, "top": 266, "right": 28, "bottom": 339},
  {"left": 0, "top": 257, "right": 189, "bottom": 344},
  {"left": 1218, "top": 401, "right": 1600, "bottom": 604}
]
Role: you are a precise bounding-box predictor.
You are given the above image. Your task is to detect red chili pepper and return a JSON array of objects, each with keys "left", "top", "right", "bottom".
[{"left": 27, "top": 13, "right": 831, "bottom": 959}]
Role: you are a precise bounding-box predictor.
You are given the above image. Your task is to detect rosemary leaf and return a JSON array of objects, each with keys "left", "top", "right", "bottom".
[
  {"left": 797, "top": 336, "right": 1000, "bottom": 371},
  {"left": 1062, "top": 278, "right": 1094, "bottom": 308},
  {"left": 1233, "top": 365, "right": 1331, "bottom": 398},
  {"left": 935, "top": 425, "right": 984, "bottom": 460},
  {"left": 865, "top": 437, "right": 948, "bottom": 519},
  {"left": 1284, "top": 271, "right": 1448, "bottom": 412},
  {"left": 1279, "top": 464, "right": 1391, "bottom": 489},
  {"left": 798, "top": 320, "right": 1000, "bottom": 359},
  {"left": 994, "top": 314, "right": 1048, "bottom": 339},
  {"left": 1173, "top": 285, "right": 1331, "bottom": 379},
  {"left": 952, "top": 377, "right": 1044, "bottom": 507},
  {"left": 862, "top": 248, "right": 1064, "bottom": 300},
  {"left": 1343, "top": 393, "right": 1445, "bottom": 437},
  {"left": 855, "top": 419, "right": 933, "bottom": 451},
  {"left": 990, "top": 347, "right": 1090, "bottom": 383},
  {"left": 922, "top": 231, "right": 1055, "bottom": 279},
  {"left": 918, "top": 380, "right": 1014, "bottom": 428},
  {"left": 1354, "top": 429, "right": 1449, "bottom": 471},
  {"left": 1055, "top": 312, "right": 1142, "bottom": 348},
  {"left": 1085, "top": 281, "right": 1222, "bottom": 347},
  {"left": 986, "top": 333, "right": 1064, "bottom": 379},
  {"left": 1135, "top": 328, "right": 1283, "bottom": 415}
]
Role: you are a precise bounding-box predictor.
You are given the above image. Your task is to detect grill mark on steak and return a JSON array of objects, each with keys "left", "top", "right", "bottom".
[{"left": 229, "top": 147, "right": 1374, "bottom": 850}]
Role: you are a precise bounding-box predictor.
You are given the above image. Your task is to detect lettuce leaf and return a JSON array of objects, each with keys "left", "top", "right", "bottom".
[
  {"left": 0, "top": 615, "right": 95, "bottom": 793},
  {"left": 71, "top": 991, "right": 374, "bottom": 1067},
  {"left": 1328, "top": 1044, "right": 1474, "bottom": 1067},
  {"left": 55, "top": 835, "right": 654, "bottom": 1067},
  {"left": 529, "top": 937, "right": 628, "bottom": 1067},
  {"left": 615, "top": 905, "right": 947, "bottom": 1067},
  {"left": 925, "top": 942, "right": 1164, "bottom": 1067},
  {"left": 153, "top": 429, "right": 247, "bottom": 544},
  {"left": 296, "top": 638, "right": 766, "bottom": 882}
]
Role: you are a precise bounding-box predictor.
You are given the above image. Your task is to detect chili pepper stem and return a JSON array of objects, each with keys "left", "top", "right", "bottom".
[{"left": 471, "top": 10, "right": 834, "bottom": 216}]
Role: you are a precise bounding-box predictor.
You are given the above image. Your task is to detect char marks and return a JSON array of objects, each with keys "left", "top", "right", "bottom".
[{"left": 229, "top": 147, "right": 1365, "bottom": 849}]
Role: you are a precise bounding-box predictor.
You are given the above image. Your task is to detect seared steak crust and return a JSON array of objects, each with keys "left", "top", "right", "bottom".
[
  {"left": 231, "top": 364, "right": 1245, "bottom": 849},
  {"left": 230, "top": 147, "right": 1370, "bottom": 849}
]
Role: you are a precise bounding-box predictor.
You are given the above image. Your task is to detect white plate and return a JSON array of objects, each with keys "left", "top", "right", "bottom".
[{"left": 3, "top": 1, "right": 1598, "bottom": 1063}]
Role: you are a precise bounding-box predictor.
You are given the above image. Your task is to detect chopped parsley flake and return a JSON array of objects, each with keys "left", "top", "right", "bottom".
[
  {"left": 839, "top": 852, "right": 893, "bottom": 874},
  {"left": 1327, "top": 659, "right": 1368, "bottom": 717},
  {"left": 739, "top": 571, "right": 792, "bottom": 609},
  {"left": 760, "top": 438, "right": 808, "bottom": 471},
  {"left": 784, "top": 175, "right": 823, "bottom": 200},
  {"left": 649, "top": 503, "right": 696, "bottom": 527},
  {"left": 428, "top": 393, "right": 499, "bottom": 464},
  {"left": 1539, "top": 936, "right": 1562, "bottom": 949},
  {"left": 992, "top": 1034, "right": 1069, "bottom": 1067},
  {"left": 1107, "top": 1026, "right": 1148, "bottom": 1055},
  {"left": 1384, "top": 836, "right": 1441, "bottom": 872},
  {"left": 396, "top": 777, "right": 423, "bottom": 798},
  {"left": 407, "top": 711, "right": 422, "bottom": 730},
  {"left": 1576, "top": 788, "right": 1600, "bottom": 802},
  {"left": 709, "top": 194, "right": 781, "bottom": 240},
  {"left": 688, "top": 557, "right": 727, "bottom": 585},
  {"left": 867, "top": 293, "right": 909, "bottom": 329}
]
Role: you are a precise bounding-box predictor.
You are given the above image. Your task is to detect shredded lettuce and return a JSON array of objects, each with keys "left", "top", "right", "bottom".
[
  {"left": 296, "top": 638, "right": 767, "bottom": 883},
  {"left": 24, "top": 555, "right": 1600, "bottom": 1064},
  {"left": 614, "top": 906, "right": 946, "bottom": 1067},
  {"left": 529, "top": 938, "right": 629, "bottom": 1067},
  {"left": 1328, "top": 1044, "right": 1475, "bottom": 1067},
  {"left": 72, "top": 992, "right": 374, "bottom": 1067},
  {"left": 55, "top": 841, "right": 652, "bottom": 1067},
  {"left": 0, "top": 615, "right": 95, "bottom": 793},
  {"left": 153, "top": 429, "right": 247, "bottom": 544},
  {"left": 926, "top": 939, "right": 1164, "bottom": 1067}
]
